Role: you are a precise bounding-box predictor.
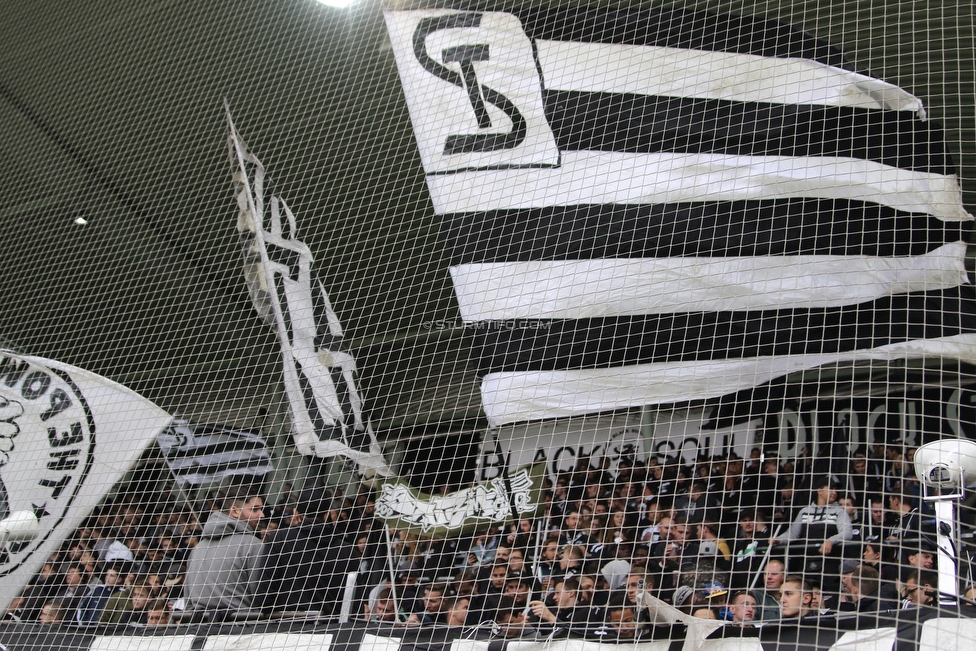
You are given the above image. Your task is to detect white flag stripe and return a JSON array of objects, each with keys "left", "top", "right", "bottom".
[
  {"left": 361, "top": 635, "right": 403, "bottom": 651},
  {"left": 203, "top": 633, "right": 333, "bottom": 651},
  {"left": 537, "top": 40, "right": 924, "bottom": 114},
  {"left": 479, "top": 333, "right": 976, "bottom": 426},
  {"left": 427, "top": 151, "right": 970, "bottom": 221},
  {"left": 450, "top": 241, "right": 969, "bottom": 321},
  {"left": 91, "top": 636, "right": 196, "bottom": 651}
]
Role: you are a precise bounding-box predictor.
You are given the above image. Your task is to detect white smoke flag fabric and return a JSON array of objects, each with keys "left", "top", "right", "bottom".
[
  {"left": 226, "top": 108, "right": 392, "bottom": 477},
  {"left": 156, "top": 422, "right": 273, "bottom": 486},
  {"left": 0, "top": 352, "right": 171, "bottom": 615},
  {"left": 384, "top": 7, "right": 976, "bottom": 427}
]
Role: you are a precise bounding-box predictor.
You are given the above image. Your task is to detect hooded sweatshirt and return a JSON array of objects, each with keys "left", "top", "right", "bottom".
[{"left": 184, "top": 511, "right": 263, "bottom": 611}]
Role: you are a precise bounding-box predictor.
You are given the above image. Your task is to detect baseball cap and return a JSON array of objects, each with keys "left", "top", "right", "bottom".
[{"left": 702, "top": 581, "right": 728, "bottom": 599}]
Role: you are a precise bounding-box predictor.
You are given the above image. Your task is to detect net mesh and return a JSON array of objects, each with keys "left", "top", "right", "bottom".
[{"left": 0, "top": 0, "right": 974, "bottom": 648}]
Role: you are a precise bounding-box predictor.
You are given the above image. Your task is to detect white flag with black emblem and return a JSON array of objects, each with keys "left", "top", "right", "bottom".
[
  {"left": 226, "top": 107, "right": 392, "bottom": 477},
  {"left": 386, "top": 7, "right": 976, "bottom": 428},
  {"left": 0, "top": 352, "right": 171, "bottom": 614}
]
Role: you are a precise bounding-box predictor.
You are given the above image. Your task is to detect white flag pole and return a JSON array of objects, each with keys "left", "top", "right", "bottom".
[
  {"left": 749, "top": 523, "right": 784, "bottom": 592},
  {"left": 383, "top": 524, "right": 401, "bottom": 619}
]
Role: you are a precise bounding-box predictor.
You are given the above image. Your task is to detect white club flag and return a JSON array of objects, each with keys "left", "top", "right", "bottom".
[
  {"left": 226, "top": 107, "right": 392, "bottom": 477},
  {"left": 0, "top": 352, "right": 171, "bottom": 614}
]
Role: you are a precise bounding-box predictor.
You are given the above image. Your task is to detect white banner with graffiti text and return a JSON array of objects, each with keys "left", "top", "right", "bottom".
[
  {"left": 375, "top": 463, "right": 546, "bottom": 537},
  {"left": 0, "top": 352, "right": 171, "bottom": 615}
]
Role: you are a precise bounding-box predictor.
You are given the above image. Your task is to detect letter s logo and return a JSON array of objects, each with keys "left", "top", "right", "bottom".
[
  {"left": 385, "top": 10, "right": 559, "bottom": 172},
  {"left": 412, "top": 13, "right": 526, "bottom": 154}
]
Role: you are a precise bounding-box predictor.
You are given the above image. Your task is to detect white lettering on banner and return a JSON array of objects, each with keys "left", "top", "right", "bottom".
[
  {"left": 478, "top": 387, "right": 976, "bottom": 483},
  {"left": 480, "top": 413, "right": 646, "bottom": 481},
  {"left": 761, "top": 387, "right": 976, "bottom": 457},
  {"left": 647, "top": 409, "right": 756, "bottom": 465},
  {"left": 774, "top": 408, "right": 807, "bottom": 459},
  {"left": 384, "top": 10, "right": 559, "bottom": 173},
  {"left": 947, "top": 388, "right": 976, "bottom": 438},
  {"left": 203, "top": 633, "right": 333, "bottom": 651}
]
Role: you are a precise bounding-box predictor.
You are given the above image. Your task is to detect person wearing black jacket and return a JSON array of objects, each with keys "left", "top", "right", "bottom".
[
  {"left": 590, "top": 593, "right": 642, "bottom": 641},
  {"left": 886, "top": 490, "right": 931, "bottom": 543},
  {"left": 838, "top": 565, "right": 896, "bottom": 613},
  {"left": 466, "top": 562, "right": 508, "bottom": 625},
  {"left": 862, "top": 498, "right": 890, "bottom": 543},
  {"left": 19, "top": 561, "right": 62, "bottom": 622},
  {"left": 529, "top": 576, "right": 586, "bottom": 638},
  {"left": 860, "top": 542, "right": 900, "bottom": 602},
  {"left": 729, "top": 510, "right": 770, "bottom": 590},
  {"left": 249, "top": 488, "right": 351, "bottom": 617}
]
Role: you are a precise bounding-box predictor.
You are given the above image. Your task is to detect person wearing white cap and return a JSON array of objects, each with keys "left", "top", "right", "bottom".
[{"left": 103, "top": 540, "right": 133, "bottom": 563}]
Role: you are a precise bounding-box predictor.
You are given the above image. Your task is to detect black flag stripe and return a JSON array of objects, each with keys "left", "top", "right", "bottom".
[
  {"left": 440, "top": 200, "right": 966, "bottom": 264},
  {"left": 517, "top": 6, "right": 852, "bottom": 68},
  {"left": 470, "top": 286, "right": 976, "bottom": 373},
  {"left": 543, "top": 92, "right": 951, "bottom": 174}
]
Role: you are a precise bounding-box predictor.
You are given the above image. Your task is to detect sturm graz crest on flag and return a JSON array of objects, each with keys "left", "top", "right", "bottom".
[
  {"left": 387, "top": 11, "right": 558, "bottom": 172},
  {"left": 386, "top": 7, "right": 976, "bottom": 428},
  {"left": 0, "top": 355, "right": 94, "bottom": 575}
]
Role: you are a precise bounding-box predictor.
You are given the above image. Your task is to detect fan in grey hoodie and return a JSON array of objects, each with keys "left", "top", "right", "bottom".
[
  {"left": 184, "top": 491, "right": 265, "bottom": 615},
  {"left": 771, "top": 479, "right": 851, "bottom": 556}
]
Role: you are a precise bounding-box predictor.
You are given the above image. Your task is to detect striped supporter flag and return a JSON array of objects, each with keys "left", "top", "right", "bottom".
[
  {"left": 157, "top": 422, "right": 273, "bottom": 486},
  {"left": 384, "top": 6, "right": 976, "bottom": 428}
]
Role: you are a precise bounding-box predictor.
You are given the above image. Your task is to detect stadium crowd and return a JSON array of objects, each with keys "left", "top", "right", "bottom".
[{"left": 5, "top": 441, "right": 968, "bottom": 637}]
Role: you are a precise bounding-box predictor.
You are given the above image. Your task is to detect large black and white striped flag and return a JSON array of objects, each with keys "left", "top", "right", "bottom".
[{"left": 385, "top": 6, "right": 976, "bottom": 428}]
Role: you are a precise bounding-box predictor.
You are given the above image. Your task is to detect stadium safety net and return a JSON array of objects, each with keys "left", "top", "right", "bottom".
[{"left": 0, "top": 1, "right": 974, "bottom": 650}]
